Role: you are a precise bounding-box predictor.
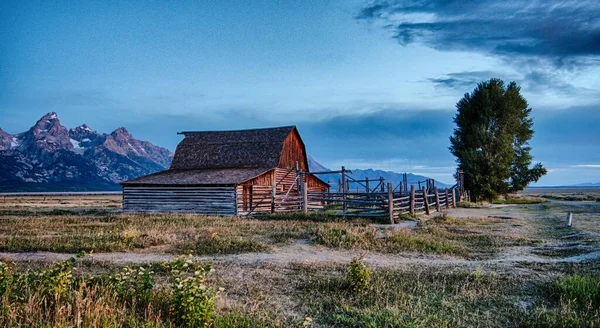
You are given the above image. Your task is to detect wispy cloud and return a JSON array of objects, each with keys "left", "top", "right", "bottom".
[
  {"left": 357, "top": 0, "right": 600, "bottom": 65},
  {"left": 572, "top": 164, "right": 600, "bottom": 168},
  {"left": 427, "top": 71, "right": 518, "bottom": 90}
]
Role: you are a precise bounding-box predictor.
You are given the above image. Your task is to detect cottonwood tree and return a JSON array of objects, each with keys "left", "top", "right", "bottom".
[{"left": 449, "top": 78, "right": 546, "bottom": 201}]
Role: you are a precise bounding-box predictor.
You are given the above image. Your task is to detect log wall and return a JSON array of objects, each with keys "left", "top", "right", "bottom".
[{"left": 122, "top": 186, "right": 237, "bottom": 215}]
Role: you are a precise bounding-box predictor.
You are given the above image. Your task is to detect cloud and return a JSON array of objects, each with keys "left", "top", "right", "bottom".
[
  {"left": 427, "top": 71, "right": 517, "bottom": 90},
  {"left": 357, "top": 0, "right": 600, "bottom": 65},
  {"left": 426, "top": 69, "right": 600, "bottom": 102},
  {"left": 571, "top": 164, "right": 600, "bottom": 168}
]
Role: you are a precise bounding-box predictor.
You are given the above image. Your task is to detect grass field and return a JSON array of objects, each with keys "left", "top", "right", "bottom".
[{"left": 1, "top": 193, "right": 599, "bottom": 327}]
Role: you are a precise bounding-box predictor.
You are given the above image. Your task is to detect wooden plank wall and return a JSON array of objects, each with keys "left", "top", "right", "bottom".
[
  {"left": 279, "top": 129, "right": 308, "bottom": 171},
  {"left": 236, "top": 168, "right": 328, "bottom": 216},
  {"left": 123, "top": 186, "right": 236, "bottom": 215}
]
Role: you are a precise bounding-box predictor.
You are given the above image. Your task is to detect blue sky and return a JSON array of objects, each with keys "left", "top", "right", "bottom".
[{"left": 1, "top": 0, "right": 599, "bottom": 185}]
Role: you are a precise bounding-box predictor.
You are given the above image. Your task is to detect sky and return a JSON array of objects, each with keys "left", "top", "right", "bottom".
[{"left": 1, "top": 0, "right": 599, "bottom": 186}]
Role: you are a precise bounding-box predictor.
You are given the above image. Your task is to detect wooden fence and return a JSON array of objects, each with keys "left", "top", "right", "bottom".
[
  {"left": 305, "top": 183, "right": 456, "bottom": 223},
  {"left": 245, "top": 180, "right": 457, "bottom": 223}
]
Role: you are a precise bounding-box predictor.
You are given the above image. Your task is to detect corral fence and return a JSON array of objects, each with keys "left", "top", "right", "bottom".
[
  {"left": 305, "top": 183, "right": 457, "bottom": 223},
  {"left": 243, "top": 166, "right": 465, "bottom": 223}
]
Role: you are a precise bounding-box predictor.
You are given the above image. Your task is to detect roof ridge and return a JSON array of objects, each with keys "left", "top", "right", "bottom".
[
  {"left": 179, "top": 140, "right": 284, "bottom": 144},
  {"left": 178, "top": 125, "right": 295, "bottom": 135}
]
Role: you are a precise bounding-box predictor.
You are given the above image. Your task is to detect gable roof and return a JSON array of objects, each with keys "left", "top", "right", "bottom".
[
  {"left": 170, "top": 126, "right": 297, "bottom": 170},
  {"left": 121, "top": 168, "right": 272, "bottom": 186}
]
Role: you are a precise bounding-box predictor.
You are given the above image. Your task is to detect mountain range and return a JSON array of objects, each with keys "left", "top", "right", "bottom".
[
  {"left": 306, "top": 155, "right": 451, "bottom": 190},
  {"left": 0, "top": 112, "right": 451, "bottom": 192},
  {"left": 0, "top": 112, "right": 172, "bottom": 191},
  {"left": 574, "top": 182, "right": 600, "bottom": 187}
]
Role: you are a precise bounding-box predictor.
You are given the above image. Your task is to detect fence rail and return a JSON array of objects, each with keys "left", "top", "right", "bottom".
[{"left": 251, "top": 181, "right": 458, "bottom": 223}]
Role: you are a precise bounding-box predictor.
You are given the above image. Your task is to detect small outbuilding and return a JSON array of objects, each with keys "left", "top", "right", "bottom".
[{"left": 121, "top": 126, "right": 329, "bottom": 215}]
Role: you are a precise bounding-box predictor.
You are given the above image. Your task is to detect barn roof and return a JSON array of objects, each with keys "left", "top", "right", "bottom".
[
  {"left": 170, "top": 126, "right": 297, "bottom": 170},
  {"left": 120, "top": 168, "right": 272, "bottom": 186}
]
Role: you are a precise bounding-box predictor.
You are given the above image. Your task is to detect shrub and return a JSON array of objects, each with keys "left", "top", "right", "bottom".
[
  {"left": 0, "top": 261, "right": 14, "bottom": 299},
  {"left": 163, "top": 255, "right": 223, "bottom": 327},
  {"left": 0, "top": 254, "right": 224, "bottom": 327},
  {"left": 110, "top": 265, "right": 155, "bottom": 303},
  {"left": 27, "top": 252, "right": 85, "bottom": 303},
  {"left": 347, "top": 256, "right": 371, "bottom": 293}
]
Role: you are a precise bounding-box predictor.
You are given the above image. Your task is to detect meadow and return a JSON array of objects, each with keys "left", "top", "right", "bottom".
[{"left": 0, "top": 191, "right": 599, "bottom": 327}]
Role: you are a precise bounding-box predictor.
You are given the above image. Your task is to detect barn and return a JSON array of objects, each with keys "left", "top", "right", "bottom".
[{"left": 120, "top": 126, "right": 329, "bottom": 215}]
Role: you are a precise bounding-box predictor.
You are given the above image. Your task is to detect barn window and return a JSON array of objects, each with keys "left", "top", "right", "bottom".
[{"left": 243, "top": 185, "right": 253, "bottom": 211}]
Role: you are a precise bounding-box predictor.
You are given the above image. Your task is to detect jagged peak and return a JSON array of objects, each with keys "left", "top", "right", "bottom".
[
  {"left": 111, "top": 127, "right": 131, "bottom": 136},
  {"left": 40, "top": 112, "right": 59, "bottom": 121},
  {"left": 32, "top": 112, "right": 64, "bottom": 132},
  {"left": 71, "top": 124, "right": 95, "bottom": 133}
]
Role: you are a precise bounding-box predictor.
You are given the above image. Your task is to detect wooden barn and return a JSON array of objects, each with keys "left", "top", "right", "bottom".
[{"left": 121, "top": 126, "right": 329, "bottom": 215}]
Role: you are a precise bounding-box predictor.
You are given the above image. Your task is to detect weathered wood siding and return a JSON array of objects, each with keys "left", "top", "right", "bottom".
[
  {"left": 123, "top": 186, "right": 237, "bottom": 215},
  {"left": 235, "top": 168, "right": 328, "bottom": 215},
  {"left": 306, "top": 174, "right": 328, "bottom": 193},
  {"left": 236, "top": 170, "right": 275, "bottom": 216},
  {"left": 279, "top": 129, "right": 308, "bottom": 171}
]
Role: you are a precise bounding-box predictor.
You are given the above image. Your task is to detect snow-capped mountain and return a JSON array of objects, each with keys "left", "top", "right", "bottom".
[{"left": 0, "top": 112, "right": 173, "bottom": 191}]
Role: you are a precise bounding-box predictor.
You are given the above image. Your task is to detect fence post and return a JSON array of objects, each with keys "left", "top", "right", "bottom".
[
  {"left": 445, "top": 189, "right": 450, "bottom": 209},
  {"left": 410, "top": 185, "right": 415, "bottom": 215},
  {"left": 341, "top": 166, "right": 347, "bottom": 213},
  {"left": 341, "top": 166, "right": 346, "bottom": 193},
  {"left": 271, "top": 182, "right": 276, "bottom": 213},
  {"left": 422, "top": 186, "right": 430, "bottom": 215},
  {"left": 387, "top": 183, "right": 394, "bottom": 224},
  {"left": 365, "top": 177, "right": 370, "bottom": 193},
  {"left": 302, "top": 182, "right": 308, "bottom": 214},
  {"left": 566, "top": 212, "right": 573, "bottom": 227},
  {"left": 451, "top": 188, "right": 456, "bottom": 208},
  {"left": 435, "top": 188, "right": 441, "bottom": 212},
  {"left": 380, "top": 177, "right": 385, "bottom": 192}
]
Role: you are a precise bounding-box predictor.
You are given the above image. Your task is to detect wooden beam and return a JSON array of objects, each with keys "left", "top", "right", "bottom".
[
  {"left": 410, "top": 185, "right": 415, "bottom": 215},
  {"left": 422, "top": 186, "right": 430, "bottom": 215},
  {"left": 445, "top": 189, "right": 450, "bottom": 209},
  {"left": 435, "top": 188, "right": 441, "bottom": 212},
  {"left": 388, "top": 182, "right": 394, "bottom": 224},
  {"left": 271, "top": 182, "right": 276, "bottom": 213},
  {"left": 302, "top": 182, "right": 308, "bottom": 214},
  {"left": 341, "top": 166, "right": 347, "bottom": 213}
]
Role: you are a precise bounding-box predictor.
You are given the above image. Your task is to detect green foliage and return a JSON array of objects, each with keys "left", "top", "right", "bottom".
[
  {"left": 0, "top": 254, "right": 222, "bottom": 327},
  {"left": 450, "top": 78, "right": 546, "bottom": 201},
  {"left": 110, "top": 265, "right": 155, "bottom": 303},
  {"left": 0, "top": 261, "right": 14, "bottom": 299},
  {"left": 163, "top": 255, "right": 222, "bottom": 327},
  {"left": 347, "top": 256, "right": 371, "bottom": 293},
  {"left": 28, "top": 251, "right": 85, "bottom": 302},
  {"left": 552, "top": 274, "right": 600, "bottom": 309}
]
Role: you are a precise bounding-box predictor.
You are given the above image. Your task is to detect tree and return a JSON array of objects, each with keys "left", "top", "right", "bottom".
[{"left": 449, "top": 78, "right": 546, "bottom": 201}]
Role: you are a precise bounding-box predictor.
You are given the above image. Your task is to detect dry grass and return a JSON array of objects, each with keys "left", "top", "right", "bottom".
[
  {"left": 0, "top": 212, "right": 375, "bottom": 255},
  {"left": 0, "top": 211, "right": 538, "bottom": 258},
  {"left": 1, "top": 195, "right": 600, "bottom": 326},
  {"left": 0, "top": 195, "right": 122, "bottom": 209}
]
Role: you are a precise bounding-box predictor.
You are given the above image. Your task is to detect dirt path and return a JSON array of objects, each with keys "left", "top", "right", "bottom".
[
  {"left": 2, "top": 199, "right": 598, "bottom": 269},
  {"left": 2, "top": 239, "right": 599, "bottom": 269}
]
